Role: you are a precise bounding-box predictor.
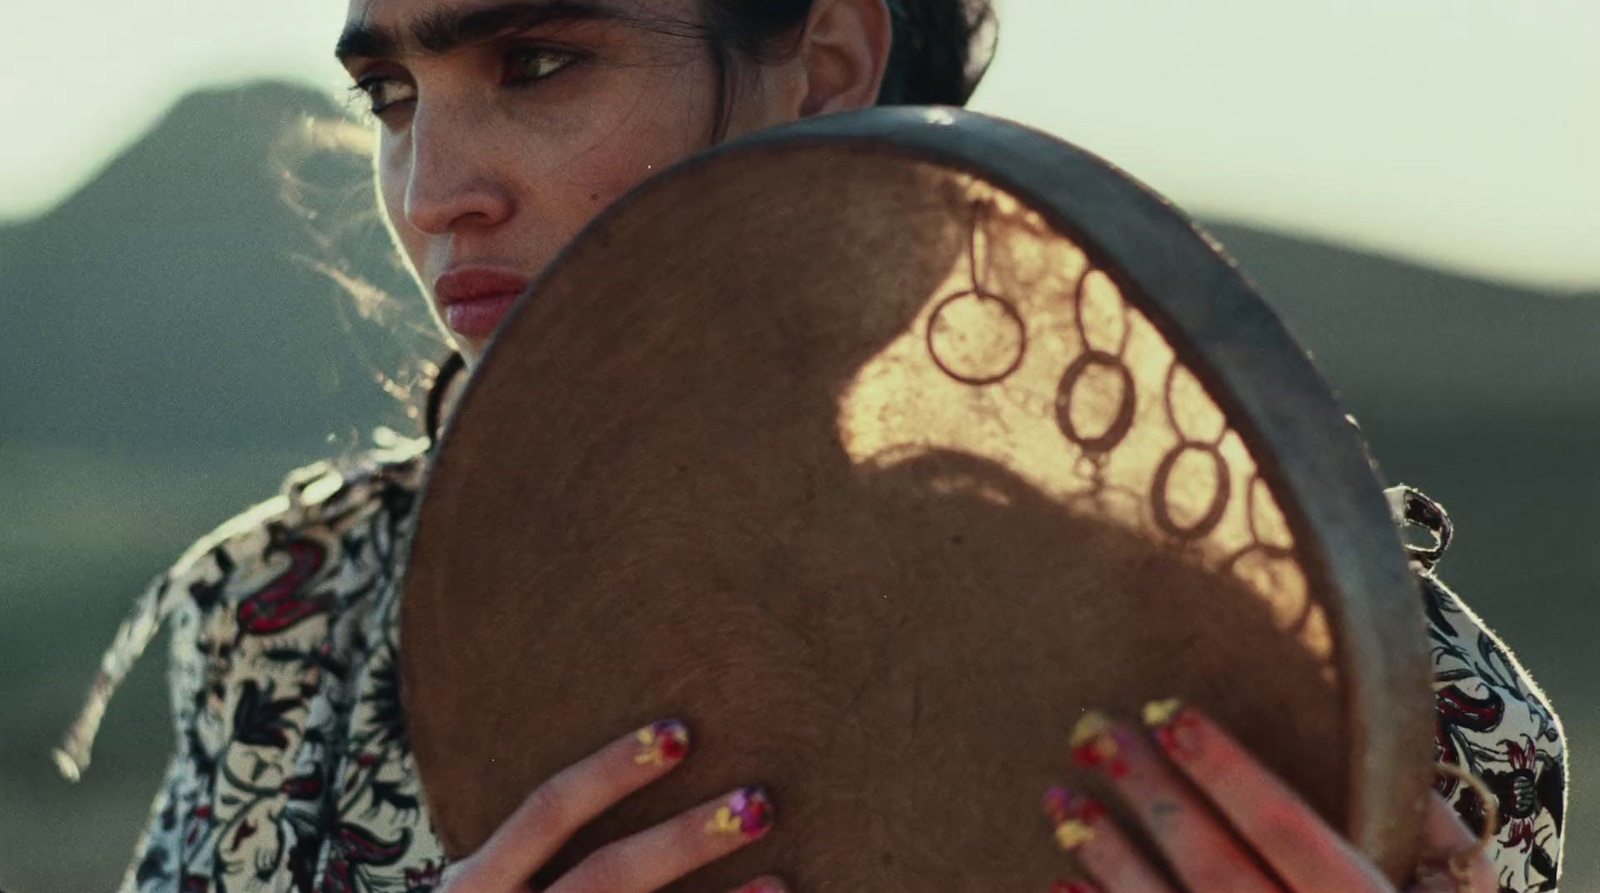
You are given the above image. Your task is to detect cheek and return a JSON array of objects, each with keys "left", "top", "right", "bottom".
[
  {"left": 376, "top": 146, "right": 426, "bottom": 272},
  {"left": 368, "top": 60, "right": 721, "bottom": 281},
  {"left": 538, "top": 68, "right": 720, "bottom": 222}
]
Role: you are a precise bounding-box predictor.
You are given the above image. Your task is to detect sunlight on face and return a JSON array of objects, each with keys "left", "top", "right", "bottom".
[{"left": 337, "top": 0, "right": 793, "bottom": 363}]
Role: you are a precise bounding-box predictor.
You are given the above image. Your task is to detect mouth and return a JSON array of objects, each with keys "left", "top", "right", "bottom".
[{"left": 434, "top": 267, "right": 533, "bottom": 339}]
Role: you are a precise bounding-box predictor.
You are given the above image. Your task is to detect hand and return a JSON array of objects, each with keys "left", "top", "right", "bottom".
[
  {"left": 439, "top": 720, "right": 782, "bottom": 893},
  {"left": 1042, "top": 704, "right": 1495, "bottom": 893}
]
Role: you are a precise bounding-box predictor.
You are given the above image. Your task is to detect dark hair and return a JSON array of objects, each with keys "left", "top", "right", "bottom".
[{"left": 703, "top": 0, "right": 997, "bottom": 107}]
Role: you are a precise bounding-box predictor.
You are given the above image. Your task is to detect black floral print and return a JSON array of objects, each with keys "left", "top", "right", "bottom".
[
  {"left": 60, "top": 446, "right": 1567, "bottom": 891},
  {"left": 1427, "top": 578, "right": 1567, "bottom": 891}
]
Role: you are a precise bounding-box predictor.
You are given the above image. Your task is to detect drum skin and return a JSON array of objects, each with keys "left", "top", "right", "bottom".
[{"left": 401, "top": 108, "right": 1433, "bottom": 891}]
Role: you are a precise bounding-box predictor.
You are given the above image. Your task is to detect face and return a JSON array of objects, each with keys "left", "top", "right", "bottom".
[{"left": 337, "top": 0, "right": 811, "bottom": 364}]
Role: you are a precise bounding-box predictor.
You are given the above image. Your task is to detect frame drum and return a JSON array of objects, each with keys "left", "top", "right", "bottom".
[{"left": 401, "top": 109, "right": 1433, "bottom": 890}]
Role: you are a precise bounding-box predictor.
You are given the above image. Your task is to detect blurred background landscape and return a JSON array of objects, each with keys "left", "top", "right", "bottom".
[
  {"left": 4, "top": 79, "right": 1597, "bottom": 893},
  {"left": 2, "top": 2, "right": 1596, "bottom": 891}
]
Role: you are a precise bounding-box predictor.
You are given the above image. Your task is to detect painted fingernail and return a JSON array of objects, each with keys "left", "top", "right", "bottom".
[
  {"left": 739, "top": 878, "right": 788, "bottom": 893},
  {"left": 1142, "top": 699, "right": 1205, "bottom": 761},
  {"left": 1070, "top": 712, "right": 1130, "bottom": 778},
  {"left": 1051, "top": 882, "right": 1098, "bottom": 893},
  {"left": 706, "top": 787, "right": 774, "bottom": 840},
  {"left": 634, "top": 720, "right": 691, "bottom": 766},
  {"left": 1043, "top": 786, "right": 1105, "bottom": 851},
  {"left": 1141, "top": 698, "right": 1183, "bottom": 727}
]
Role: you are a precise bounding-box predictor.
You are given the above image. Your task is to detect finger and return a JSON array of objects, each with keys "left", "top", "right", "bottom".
[
  {"left": 1070, "top": 712, "right": 1281, "bottom": 893},
  {"left": 1140, "top": 702, "right": 1390, "bottom": 893},
  {"left": 549, "top": 786, "right": 775, "bottom": 893},
  {"left": 1412, "top": 792, "right": 1497, "bottom": 893},
  {"left": 1044, "top": 787, "right": 1178, "bottom": 893},
  {"left": 465, "top": 720, "right": 693, "bottom": 890},
  {"left": 1421, "top": 790, "right": 1479, "bottom": 850},
  {"left": 1048, "top": 881, "right": 1106, "bottom": 893}
]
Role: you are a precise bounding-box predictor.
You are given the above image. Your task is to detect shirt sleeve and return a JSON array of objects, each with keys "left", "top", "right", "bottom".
[
  {"left": 69, "top": 509, "right": 279, "bottom": 892},
  {"left": 114, "top": 630, "right": 215, "bottom": 893},
  {"left": 1392, "top": 485, "right": 1568, "bottom": 892},
  {"left": 63, "top": 442, "right": 431, "bottom": 893},
  {"left": 1425, "top": 573, "right": 1567, "bottom": 893},
  {"left": 58, "top": 461, "right": 339, "bottom": 890}
]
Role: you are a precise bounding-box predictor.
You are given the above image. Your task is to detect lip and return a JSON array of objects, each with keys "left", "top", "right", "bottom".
[{"left": 434, "top": 267, "right": 532, "bottom": 338}]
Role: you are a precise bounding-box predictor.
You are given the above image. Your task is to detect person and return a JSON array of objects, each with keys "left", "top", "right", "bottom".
[{"left": 56, "top": 1, "right": 1566, "bottom": 892}]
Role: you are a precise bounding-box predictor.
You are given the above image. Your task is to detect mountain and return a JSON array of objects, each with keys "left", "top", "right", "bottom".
[
  {"left": 4, "top": 81, "right": 1596, "bottom": 461},
  {"left": 1206, "top": 220, "right": 1600, "bottom": 435},
  {"left": 0, "top": 82, "right": 426, "bottom": 459}
]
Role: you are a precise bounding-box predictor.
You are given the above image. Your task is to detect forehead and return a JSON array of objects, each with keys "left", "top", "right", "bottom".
[
  {"left": 336, "top": 0, "right": 702, "bottom": 63},
  {"left": 339, "top": 0, "right": 695, "bottom": 42}
]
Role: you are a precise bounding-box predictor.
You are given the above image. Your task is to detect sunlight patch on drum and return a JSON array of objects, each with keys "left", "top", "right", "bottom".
[
  {"left": 1167, "top": 365, "right": 1228, "bottom": 445},
  {"left": 1077, "top": 270, "right": 1127, "bottom": 353},
  {"left": 1061, "top": 360, "right": 1130, "bottom": 446},
  {"left": 835, "top": 177, "right": 1333, "bottom": 666}
]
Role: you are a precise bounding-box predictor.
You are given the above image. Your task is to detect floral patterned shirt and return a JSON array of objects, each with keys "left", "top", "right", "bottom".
[{"left": 59, "top": 439, "right": 1567, "bottom": 893}]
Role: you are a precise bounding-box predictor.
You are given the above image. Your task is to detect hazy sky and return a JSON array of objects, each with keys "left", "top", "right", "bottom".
[{"left": 3, "top": 0, "right": 1594, "bottom": 289}]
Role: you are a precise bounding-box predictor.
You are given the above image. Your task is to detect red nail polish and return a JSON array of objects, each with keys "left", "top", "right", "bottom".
[
  {"left": 706, "top": 787, "right": 774, "bottom": 840},
  {"left": 1044, "top": 787, "right": 1107, "bottom": 851},
  {"left": 1071, "top": 736, "right": 1131, "bottom": 778},
  {"left": 634, "top": 720, "right": 691, "bottom": 766},
  {"left": 1107, "top": 746, "right": 1131, "bottom": 779},
  {"left": 1068, "top": 714, "right": 1131, "bottom": 778},
  {"left": 1044, "top": 787, "right": 1105, "bottom": 825},
  {"left": 1145, "top": 702, "right": 1205, "bottom": 762},
  {"left": 1051, "top": 881, "right": 1098, "bottom": 893}
]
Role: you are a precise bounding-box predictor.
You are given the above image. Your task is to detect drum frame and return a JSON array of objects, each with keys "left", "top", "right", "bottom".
[{"left": 418, "top": 107, "right": 1434, "bottom": 880}]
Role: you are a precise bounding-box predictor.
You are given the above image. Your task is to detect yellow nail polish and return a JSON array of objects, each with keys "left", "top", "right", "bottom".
[
  {"left": 634, "top": 720, "right": 691, "bottom": 766},
  {"left": 1070, "top": 712, "right": 1114, "bottom": 748},
  {"left": 1142, "top": 699, "right": 1184, "bottom": 728},
  {"left": 1069, "top": 712, "right": 1127, "bottom": 777},
  {"left": 1144, "top": 700, "right": 1206, "bottom": 761},
  {"left": 1044, "top": 787, "right": 1106, "bottom": 852},
  {"left": 705, "top": 787, "right": 773, "bottom": 840},
  {"left": 1054, "top": 820, "right": 1096, "bottom": 850}
]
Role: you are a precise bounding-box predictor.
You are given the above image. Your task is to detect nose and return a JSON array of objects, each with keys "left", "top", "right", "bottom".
[{"left": 402, "top": 99, "right": 515, "bottom": 235}]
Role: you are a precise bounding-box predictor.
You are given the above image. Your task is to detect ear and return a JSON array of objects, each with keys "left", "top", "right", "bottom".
[{"left": 794, "top": 0, "right": 893, "bottom": 117}]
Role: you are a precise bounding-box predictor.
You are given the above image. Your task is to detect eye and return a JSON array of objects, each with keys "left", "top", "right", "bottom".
[
  {"left": 503, "top": 46, "right": 583, "bottom": 85},
  {"left": 350, "top": 75, "right": 418, "bottom": 117}
]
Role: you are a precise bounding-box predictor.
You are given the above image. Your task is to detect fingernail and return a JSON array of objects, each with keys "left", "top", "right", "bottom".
[
  {"left": 1051, "top": 882, "right": 1098, "bottom": 893},
  {"left": 634, "top": 720, "right": 691, "bottom": 766},
  {"left": 1069, "top": 712, "right": 1129, "bottom": 778},
  {"left": 1141, "top": 698, "right": 1183, "bottom": 727},
  {"left": 1142, "top": 699, "right": 1205, "bottom": 761},
  {"left": 740, "top": 878, "right": 788, "bottom": 893},
  {"left": 1043, "top": 786, "right": 1105, "bottom": 851},
  {"left": 706, "top": 786, "right": 774, "bottom": 840}
]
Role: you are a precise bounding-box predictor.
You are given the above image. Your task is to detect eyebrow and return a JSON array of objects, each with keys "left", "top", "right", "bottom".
[{"left": 335, "top": 1, "right": 626, "bottom": 63}]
